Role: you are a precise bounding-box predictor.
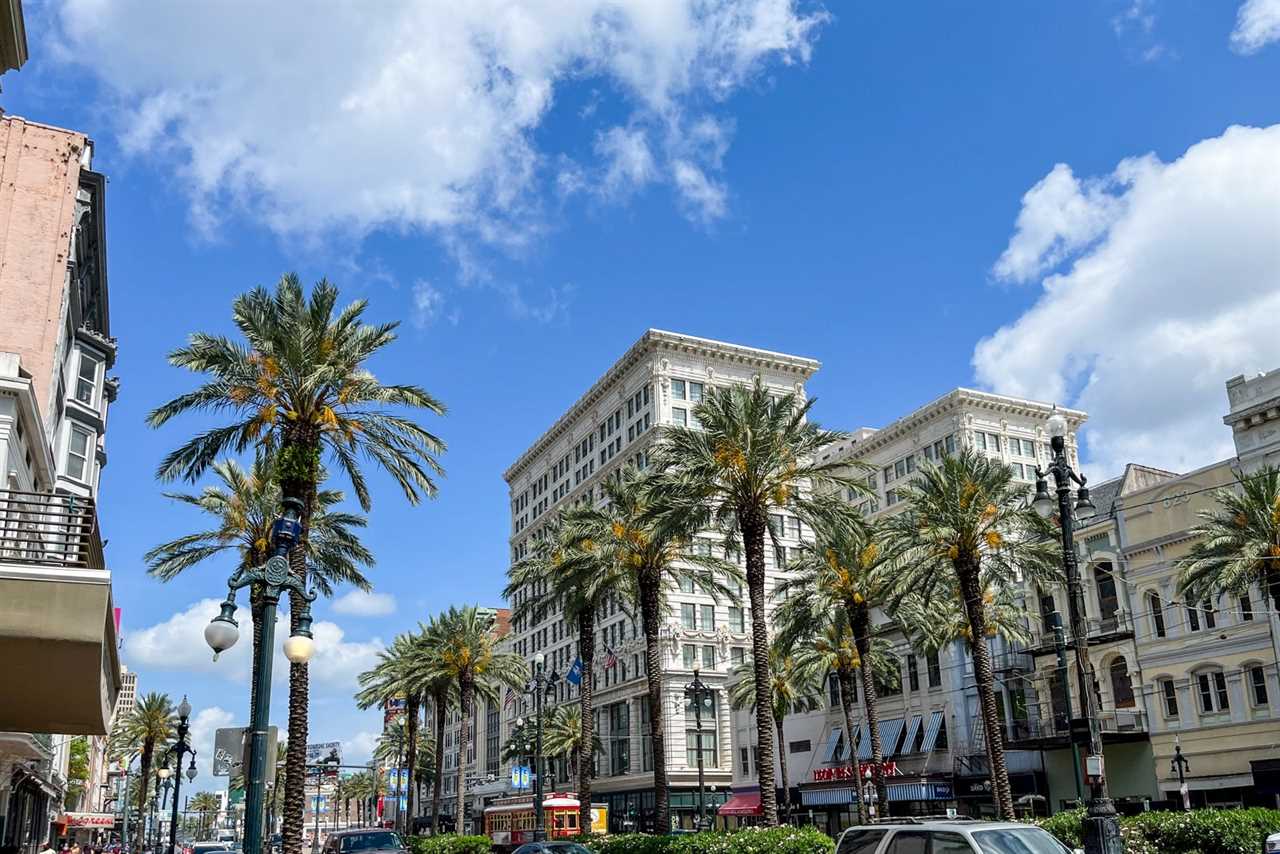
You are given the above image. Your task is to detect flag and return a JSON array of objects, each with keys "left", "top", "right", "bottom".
[
  {"left": 566, "top": 657, "right": 583, "bottom": 685},
  {"left": 504, "top": 687, "right": 517, "bottom": 709},
  {"left": 604, "top": 646, "right": 618, "bottom": 669}
]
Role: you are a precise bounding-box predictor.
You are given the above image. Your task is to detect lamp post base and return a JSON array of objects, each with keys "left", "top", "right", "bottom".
[{"left": 1082, "top": 798, "right": 1123, "bottom": 854}]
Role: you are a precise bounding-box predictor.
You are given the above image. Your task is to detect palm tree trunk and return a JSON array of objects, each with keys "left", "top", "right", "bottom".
[
  {"left": 136, "top": 741, "right": 153, "bottom": 853},
  {"left": 773, "top": 713, "right": 790, "bottom": 825},
  {"left": 836, "top": 670, "right": 866, "bottom": 824},
  {"left": 281, "top": 453, "right": 318, "bottom": 854},
  {"left": 576, "top": 614, "right": 595, "bottom": 833},
  {"left": 431, "top": 689, "right": 446, "bottom": 834},
  {"left": 740, "top": 512, "right": 779, "bottom": 826},
  {"left": 639, "top": 573, "right": 669, "bottom": 834},
  {"left": 958, "top": 563, "right": 1014, "bottom": 819},
  {"left": 405, "top": 694, "right": 420, "bottom": 835},
  {"left": 455, "top": 679, "right": 472, "bottom": 835},
  {"left": 853, "top": 607, "right": 888, "bottom": 814}
]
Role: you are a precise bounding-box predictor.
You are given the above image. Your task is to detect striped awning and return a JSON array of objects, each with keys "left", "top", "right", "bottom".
[
  {"left": 821, "top": 727, "right": 845, "bottom": 763},
  {"left": 887, "top": 782, "right": 954, "bottom": 802},
  {"left": 801, "top": 787, "right": 855, "bottom": 806},
  {"left": 903, "top": 714, "right": 923, "bottom": 754},
  {"left": 879, "top": 717, "right": 906, "bottom": 757},
  {"left": 856, "top": 722, "right": 873, "bottom": 759},
  {"left": 921, "top": 710, "right": 945, "bottom": 753}
]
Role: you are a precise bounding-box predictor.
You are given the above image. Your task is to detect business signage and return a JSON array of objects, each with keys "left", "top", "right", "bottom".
[
  {"left": 306, "top": 742, "right": 342, "bottom": 764},
  {"left": 812, "top": 761, "right": 899, "bottom": 782},
  {"left": 65, "top": 813, "right": 115, "bottom": 828}
]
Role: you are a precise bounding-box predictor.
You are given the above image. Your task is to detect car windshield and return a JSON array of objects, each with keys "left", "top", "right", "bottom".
[
  {"left": 547, "top": 845, "right": 593, "bottom": 854},
  {"left": 338, "top": 833, "right": 402, "bottom": 852},
  {"left": 973, "top": 828, "right": 1071, "bottom": 854}
]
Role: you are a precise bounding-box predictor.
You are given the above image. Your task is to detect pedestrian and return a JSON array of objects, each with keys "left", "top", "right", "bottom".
[{"left": 38, "top": 838, "right": 57, "bottom": 854}]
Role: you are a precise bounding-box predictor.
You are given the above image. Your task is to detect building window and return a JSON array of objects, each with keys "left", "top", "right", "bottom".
[
  {"left": 1186, "top": 604, "right": 1201, "bottom": 632},
  {"left": 65, "top": 425, "right": 92, "bottom": 482},
  {"left": 681, "top": 603, "right": 697, "bottom": 629},
  {"left": 685, "top": 693, "right": 717, "bottom": 767},
  {"left": 701, "top": 645, "right": 716, "bottom": 669},
  {"left": 672, "top": 407, "right": 687, "bottom": 426},
  {"left": 774, "top": 545, "right": 788, "bottom": 566},
  {"left": 730, "top": 647, "right": 745, "bottom": 666},
  {"left": 609, "top": 702, "right": 630, "bottom": 776},
  {"left": 728, "top": 606, "right": 745, "bottom": 633},
  {"left": 75, "top": 351, "right": 100, "bottom": 406},
  {"left": 907, "top": 655, "right": 920, "bottom": 693},
  {"left": 1159, "top": 679, "right": 1178, "bottom": 718},
  {"left": 1148, "top": 593, "right": 1166, "bottom": 638},
  {"left": 1240, "top": 594, "right": 1254, "bottom": 622},
  {"left": 827, "top": 674, "right": 840, "bottom": 707},
  {"left": 1250, "top": 666, "right": 1269, "bottom": 706},
  {"left": 1108, "top": 657, "right": 1135, "bottom": 708},
  {"left": 926, "top": 652, "right": 941, "bottom": 688},
  {"left": 683, "top": 644, "right": 697, "bottom": 669},
  {"left": 1196, "top": 670, "right": 1230, "bottom": 714},
  {"left": 739, "top": 747, "right": 749, "bottom": 773},
  {"left": 1203, "top": 601, "right": 1217, "bottom": 629},
  {"left": 700, "top": 604, "right": 715, "bottom": 630},
  {"left": 671, "top": 379, "right": 686, "bottom": 400},
  {"left": 789, "top": 740, "right": 811, "bottom": 754},
  {"left": 679, "top": 576, "right": 695, "bottom": 594}
]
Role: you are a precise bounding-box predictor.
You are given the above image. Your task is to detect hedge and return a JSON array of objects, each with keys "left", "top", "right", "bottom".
[
  {"left": 406, "top": 834, "right": 491, "bottom": 854},
  {"left": 1039, "top": 807, "right": 1280, "bottom": 854},
  {"left": 573, "top": 826, "right": 834, "bottom": 854}
]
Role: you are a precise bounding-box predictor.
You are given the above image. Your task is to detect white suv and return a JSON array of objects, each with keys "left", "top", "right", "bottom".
[{"left": 835, "top": 821, "right": 1080, "bottom": 854}]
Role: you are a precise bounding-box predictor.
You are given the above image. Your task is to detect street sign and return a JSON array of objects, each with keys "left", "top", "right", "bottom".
[{"left": 214, "top": 726, "right": 278, "bottom": 777}]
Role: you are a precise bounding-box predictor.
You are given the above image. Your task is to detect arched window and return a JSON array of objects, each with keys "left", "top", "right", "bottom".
[
  {"left": 1147, "top": 592, "right": 1166, "bottom": 638},
  {"left": 1109, "top": 657, "right": 1135, "bottom": 708},
  {"left": 1095, "top": 562, "right": 1119, "bottom": 625}
]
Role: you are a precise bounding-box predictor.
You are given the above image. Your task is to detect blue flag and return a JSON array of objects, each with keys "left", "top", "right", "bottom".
[{"left": 566, "top": 657, "right": 583, "bottom": 685}]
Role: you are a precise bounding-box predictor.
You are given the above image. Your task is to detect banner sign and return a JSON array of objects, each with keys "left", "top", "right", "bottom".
[
  {"left": 813, "top": 761, "right": 899, "bottom": 783},
  {"left": 307, "top": 742, "right": 342, "bottom": 764},
  {"left": 65, "top": 814, "right": 115, "bottom": 828}
]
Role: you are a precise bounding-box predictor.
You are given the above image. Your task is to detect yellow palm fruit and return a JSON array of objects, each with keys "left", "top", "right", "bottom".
[
  {"left": 774, "top": 484, "right": 791, "bottom": 504},
  {"left": 582, "top": 539, "right": 595, "bottom": 552},
  {"left": 1270, "top": 544, "right": 1280, "bottom": 558},
  {"left": 985, "top": 626, "right": 997, "bottom": 637},
  {"left": 852, "top": 592, "right": 864, "bottom": 605},
  {"left": 612, "top": 522, "right": 626, "bottom": 539},
  {"left": 982, "top": 503, "right": 998, "bottom": 520},
  {"left": 1236, "top": 512, "right": 1249, "bottom": 528},
  {"left": 229, "top": 386, "right": 253, "bottom": 404},
  {"left": 826, "top": 548, "right": 839, "bottom": 570},
  {"left": 859, "top": 542, "right": 879, "bottom": 567},
  {"left": 255, "top": 537, "right": 269, "bottom": 553},
  {"left": 631, "top": 553, "right": 642, "bottom": 567},
  {"left": 948, "top": 544, "right": 960, "bottom": 560},
  {"left": 985, "top": 531, "right": 1003, "bottom": 549},
  {"left": 262, "top": 356, "right": 280, "bottom": 378}
]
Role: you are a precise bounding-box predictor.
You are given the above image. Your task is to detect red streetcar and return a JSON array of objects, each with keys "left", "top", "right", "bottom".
[{"left": 483, "top": 792, "right": 606, "bottom": 851}]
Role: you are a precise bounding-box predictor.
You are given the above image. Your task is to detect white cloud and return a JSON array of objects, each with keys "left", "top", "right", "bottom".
[
  {"left": 975, "top": 124, "right": 1280, "bottom": 477},
  {"left": 410, "top": 281, "right": 449, "bottom": 329},
  {"left": 188, "top": 706, "right": 235, "bottom": 780},
  {"left": 596, "top": 126, "right": 658, "bottom": 198},
  {"left": 49, "top": 0, "right": 827, "bottom": 241},
  {"left": 672, "top": 160, "right": 728, "bottom": 223},
  {"left": 331, "top": 590, "right": 397, "bottom": 617},
  {"left": 126, "top": 599, "right": 383, "bottom": 689},
  {"left": 1231, "top": 0, "right": 1280, "bottom": 54},
  {"left": 342, "top": 730, "right": 380, "bottom": 767}
]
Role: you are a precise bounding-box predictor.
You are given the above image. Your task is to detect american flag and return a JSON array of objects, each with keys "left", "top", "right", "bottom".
[
  {"left": 504, "top": 687, "right": 517, "bottom": 709},
  {"left": 604, "top": 646, "right": 618, "bottom": 670}
]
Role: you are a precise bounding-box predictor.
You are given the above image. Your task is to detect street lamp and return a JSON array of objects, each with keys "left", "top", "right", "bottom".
[
  {"left": 526, "top": 652, "right": 560, "bottom": 842},
  {"left": 162, "top": 697, "right": 198, "bottom": 854},
  {"left": 1171, "top": 738, "right": 1191, "bottom": 811},
  {"left": 204, "top": 497, "right": 316, "bottom": 854},
  {"left": 683, "top": 669, "right": 713, "bottom": 831},
  {"left": 1032, "top": 410, "right": 1119, "bottom": 854},
  {"left": 155, "top": 774, "right": 173, "bottom": 853}
]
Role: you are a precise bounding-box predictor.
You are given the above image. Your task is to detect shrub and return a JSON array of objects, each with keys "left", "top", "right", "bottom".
[
  {"left": 406, "top": 834, "right": 491, "bottom": 854},
  {"left": 1038, "top": 808, "right": 1280, "bottom": 854},
  {"left": 576, "top": 826, "right": 833, "bottom": 854}
]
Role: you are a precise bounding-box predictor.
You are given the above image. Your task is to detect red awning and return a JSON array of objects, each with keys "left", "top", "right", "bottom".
[{"left": 718, "top": 791, "right": 762, "bottom": 816}]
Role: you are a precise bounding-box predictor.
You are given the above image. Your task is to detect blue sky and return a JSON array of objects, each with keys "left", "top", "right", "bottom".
[{"left": 7, "top": 0, "right": 1279, "bottom": 784}]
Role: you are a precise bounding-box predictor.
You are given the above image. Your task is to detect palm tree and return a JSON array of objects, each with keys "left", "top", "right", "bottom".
[
  {"left": 883, "top": 449, "right": 1058, "bottom": 820},
  {"left": 1179, "top": 466, "right": 1280, "bottom": 612},
  {"left": 773, "top": 519, "right": 894, "bottom": 808},
  {"left": 504, "top": 510, "right": 631, "bottom": 832},
  {"left": 568, "top": 469, "right": 738, "bottom": 833},
  {"left": 728, "top": 647, "right": 821, "bottom": 822},
  {"left": 110, "top": 692, "right": 175, "bottom": 851},
  {"left": 420, "top": 606, "right": 527, "bottom": 833},
  {"left": 148, "top": 456, "right": 374, "bottom": 713},
  {"left": 645, "top": 381, "right": 862, "bottom": 824},
  {"left": 189, "top": 792, "right": 220, "bottom": 838},
  {"left": 542, "top": 703, "right": 604, "bottom": 795},
  {"left": 148, "top": 275, "right": 446, "bottom": 854},
  {"left": 356, "top": 632, "right": 429, "bottom": 833}
]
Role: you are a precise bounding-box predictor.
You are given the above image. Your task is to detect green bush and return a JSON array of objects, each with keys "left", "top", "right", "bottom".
[
  {"left": 405, "top": 834, "right": 491, "bottom": 854},
  {"left": 575, "top": 826, "right": 833, "bottom": 854},
  {"left": 1038, "top": 808, "right": 1280, "bottom": 854}
]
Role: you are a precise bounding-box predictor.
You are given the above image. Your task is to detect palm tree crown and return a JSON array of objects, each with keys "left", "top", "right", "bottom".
[{"left": 1179, "top": 466, "right": 1280, "bottom": 611}]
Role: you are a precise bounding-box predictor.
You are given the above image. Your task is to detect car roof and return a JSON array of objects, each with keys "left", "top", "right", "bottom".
[
  {"left": 844, "top": 822, "right": 1039, "bottom": 833},
  {"left": 327, "top": 829, "right": 396, "bottom": 837}
]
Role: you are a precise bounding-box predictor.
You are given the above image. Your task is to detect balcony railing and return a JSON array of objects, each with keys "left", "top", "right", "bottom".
[
  {"left": 0, "top": 490, "right": 104, "bottom": 569},
  {"left": 1031, "top": 611, "right": 1134, "bottom": 651},
  {"left": 1006, "top": 707, "right": 1148, "bottom": 742}
]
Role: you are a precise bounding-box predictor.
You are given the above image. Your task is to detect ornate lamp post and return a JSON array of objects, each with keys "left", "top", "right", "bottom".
[
  {"left": 204, "top": 498, "right": 317, "bottom": 854},
  {"left": 1171, "top": 738, "right": 1191, "bottom": 811},
  {"left": 160, "top": 697, "right": 200, "bottom": 854},
  {"left": 1032, "top": 410, "right": 1120, "bottom": 854},
  {"left": 525, "top": 653, "right": 559, "bottom": 842},
  {"left": 683, "top": 669, "right": 713, "bottom": 831},
  {"left": 155, "top": 775, "right": 173, "bottom": 852}
]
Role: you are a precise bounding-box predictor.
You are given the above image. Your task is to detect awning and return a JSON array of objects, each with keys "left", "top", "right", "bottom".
[
  {"left": 801, "top": 787, "right": 855, "bottom": 806},
  {"left": 856, "top": 722, "right": 872, "bottom": 759},
  {"left": 718, "top": 791, "right": 762, "bottom": 816},
  {"left": 879, "top": 718, "right": 906, "bottom": 757},
  {"left": 903, "top": 715, "right": 923, "bottom": 754},
  {"left": 821, "top": 727, "right": 845, "bottom": 763},
  {"left": 920, "top": 711, "right": 945, "bottom": 753},
  {"left": 887, "top": 782, "right": 954, "bottom": 802}
]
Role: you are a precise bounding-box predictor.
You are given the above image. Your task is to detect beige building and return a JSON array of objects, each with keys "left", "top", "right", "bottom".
[{"left": 0, "top": 115, "right": 122, "bottom": 853}]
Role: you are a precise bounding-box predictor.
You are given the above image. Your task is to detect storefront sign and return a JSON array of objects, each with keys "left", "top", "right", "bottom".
[
  {"left": 65, "top": 813, "right": 115, "bottom": 828},
  {"left": 813, "top": 761, "right": 899, "bottom": 782}
]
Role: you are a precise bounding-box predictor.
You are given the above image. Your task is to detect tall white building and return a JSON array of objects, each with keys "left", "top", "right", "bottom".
[
  {"left": 503, "top": 330, "right": 819, "bottom": 831},
  {"left": 726, "top": 388, "right": 1088, "bottom": 830}
]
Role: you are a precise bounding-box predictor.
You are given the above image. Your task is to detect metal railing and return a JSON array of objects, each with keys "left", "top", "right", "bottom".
[
  {"left": 0, "top": 489, "right": 104, "bottom": 569},
  {"left": 1032, "top": 611, "right": 1134, "bottom": 649},
  {"left": 1005, "top": 706, "right": 1148, "bottom": 741}
]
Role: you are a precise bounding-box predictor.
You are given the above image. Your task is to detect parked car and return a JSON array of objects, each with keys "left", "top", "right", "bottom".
[
  {"left": 511, "top": 844, "right": 593, "bottom": 854},
  {"left": 189, "top": 843, "right": 232, "bottom": 854},
  {"left": 1265, "top": 829, "right": 1280, "bottom": 852},
  {"left": 835, "top": 821, "right": 1082, "bottom": 854},
  {"left": 319, "top": 829, "right": 409, "bottom": 854}
]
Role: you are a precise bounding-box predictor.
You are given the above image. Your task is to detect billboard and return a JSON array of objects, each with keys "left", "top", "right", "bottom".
[{"left": 306, "top": 742, "right": 342, "bottom": 764}]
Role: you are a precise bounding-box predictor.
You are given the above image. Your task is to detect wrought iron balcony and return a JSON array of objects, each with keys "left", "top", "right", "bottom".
[
  {"left": 0, "top": 489, "right": 104, "bottom": 570},
  {"left": 1028, "top": 610, "right": 1135, "bottom": 653},
  {"left": 1005, "top": 705, "right": 1148, "bottom": 745}
]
